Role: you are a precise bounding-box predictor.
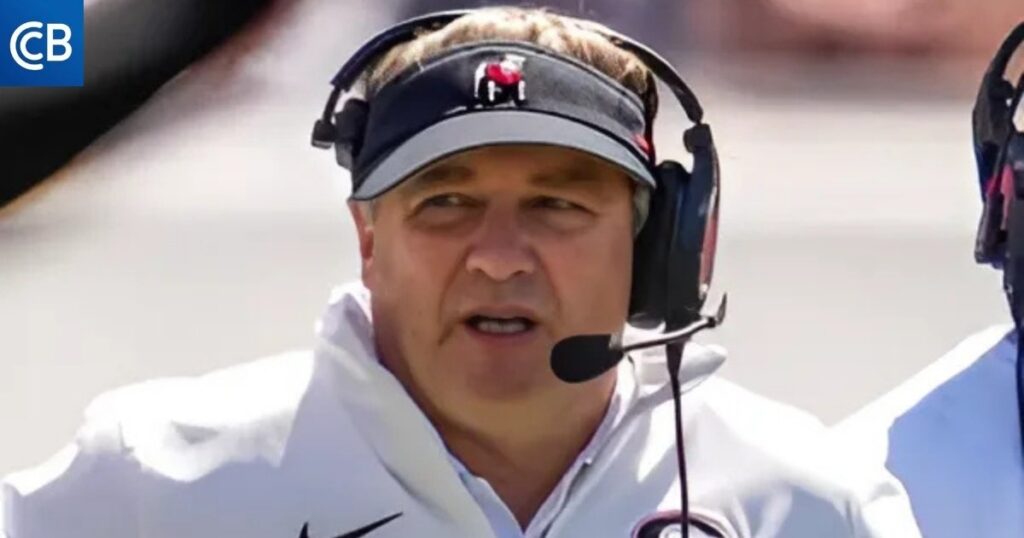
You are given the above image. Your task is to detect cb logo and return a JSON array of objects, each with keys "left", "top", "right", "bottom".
[
  {"left": 9, "top": 21, "right": 73, "bottom": 71},
  {"left": 0, "top": 0, "right": 83, "bottom": 86}
]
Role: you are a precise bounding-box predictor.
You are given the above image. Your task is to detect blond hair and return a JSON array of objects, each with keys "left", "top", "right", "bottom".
[{"left": 363, "top": 7, "right": 656, "bottom": 115}]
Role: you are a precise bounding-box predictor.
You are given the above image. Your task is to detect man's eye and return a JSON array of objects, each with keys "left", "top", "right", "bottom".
[
  {"left": 536, "top": 197, "right": 582, "bottom": 211},
  {"left": 421, "top": 194, "right": 470, "bottom": 208}
]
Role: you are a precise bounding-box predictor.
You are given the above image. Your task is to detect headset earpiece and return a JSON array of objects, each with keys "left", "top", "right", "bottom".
[
  {"left": 975, "top": 23, "right": 1024, "bottom": 266},
  {"left": 629, "top": 161, "right": 685, "bottom": 329},
  {"left": 628, "top": 124, "right": 720, "bottom": 330},
  {"left": 677, "top": 125, "right": 720, "bottom": 316},
  {"left": 1010, "top": 132, "right": 1024, "bottom": 199}
]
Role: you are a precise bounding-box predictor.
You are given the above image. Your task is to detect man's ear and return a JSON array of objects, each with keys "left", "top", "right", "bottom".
[{"left": 348, "top": 200, "right": 375, "bottom": 286}]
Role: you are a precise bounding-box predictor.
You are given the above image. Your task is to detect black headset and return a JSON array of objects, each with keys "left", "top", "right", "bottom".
[
  {"left": 974, "top": 22, "right": 1024, "bottom": 271},
  {"left": 311, "top": 9, "right": 721, "bottom": 332}
]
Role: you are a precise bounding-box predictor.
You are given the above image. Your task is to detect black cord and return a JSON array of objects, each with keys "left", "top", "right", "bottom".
[{"left": 666, "top": 341, "right": 690, "bottom": 538}]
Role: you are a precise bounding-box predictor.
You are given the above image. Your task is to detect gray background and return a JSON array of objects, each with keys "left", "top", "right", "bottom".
[{"left": 0, "top": 0, "right": 1009, "bottom": 477}]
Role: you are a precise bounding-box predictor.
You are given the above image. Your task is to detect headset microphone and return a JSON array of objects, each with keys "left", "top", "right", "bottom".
[{"left": 550, "top": 295, "right": 727, "bottom": 384}]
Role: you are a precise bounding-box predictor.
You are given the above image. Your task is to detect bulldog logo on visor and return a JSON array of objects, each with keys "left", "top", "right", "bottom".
[{"left": 474, "top": 54, "right": 526, "bottom": 106}]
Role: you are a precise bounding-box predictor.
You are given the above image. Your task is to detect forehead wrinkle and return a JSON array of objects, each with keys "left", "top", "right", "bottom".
[
  {"left": 530, "top": 161, "right": 628, "bottom": 199},
  {"left": 531, "top": 162, "right": 593, "bottom": 187}
]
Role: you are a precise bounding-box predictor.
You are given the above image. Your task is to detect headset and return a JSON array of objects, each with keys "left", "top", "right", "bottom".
[
  {"left": 310, "top": 9, "right": 721, "bottom": 333},
  {"left": 974, "top": 22, "right": 1024, "bottom": 271},
  {"left": 972, "top": 21, "right": 1024, "bottom": 463}
]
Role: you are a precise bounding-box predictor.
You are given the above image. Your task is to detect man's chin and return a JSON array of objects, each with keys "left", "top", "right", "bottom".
[
  {"left": 450, "top": 355, "right": 556, "bottom": 402},
  {"left": 462, "top": 373, "right": 550, "bottom": 402}
]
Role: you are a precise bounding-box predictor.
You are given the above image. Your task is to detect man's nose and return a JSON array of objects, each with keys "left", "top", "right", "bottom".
[{"left": 464, "top": 206, "right": 537, "bottom": 282}]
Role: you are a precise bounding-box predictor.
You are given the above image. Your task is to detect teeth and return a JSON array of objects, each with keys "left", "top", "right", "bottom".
[{"left": 473, "top": 317, "right": 529, "bottom": 334}]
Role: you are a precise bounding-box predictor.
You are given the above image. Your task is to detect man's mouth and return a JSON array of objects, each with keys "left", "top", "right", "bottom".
[{"left": 465, "top": 315, "right": 537, "bottom": 335}]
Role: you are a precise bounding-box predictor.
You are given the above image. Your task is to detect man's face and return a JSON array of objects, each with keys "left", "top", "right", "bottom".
[{"left": 351, "top": 144, "right": 635, "bottom": 422}]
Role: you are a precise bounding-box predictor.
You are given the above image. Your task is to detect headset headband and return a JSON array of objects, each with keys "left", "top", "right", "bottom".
[
  {"left": 975, "top": 23, "right": 1024, "bottom": 178},
  {"left": 315, "top": 10, "right": 706, "bottom": 136}
]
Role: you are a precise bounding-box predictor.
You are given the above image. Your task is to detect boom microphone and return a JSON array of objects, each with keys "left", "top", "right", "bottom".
[{"left": 550, "top": 295, "right": 727, "bottom": 383}]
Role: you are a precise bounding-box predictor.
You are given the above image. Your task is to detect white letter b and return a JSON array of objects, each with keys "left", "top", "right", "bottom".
[{"left": 47, "top": 24, "right": 72, "bottom": 62}]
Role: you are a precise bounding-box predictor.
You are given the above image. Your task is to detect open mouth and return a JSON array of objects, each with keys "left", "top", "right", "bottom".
[{"left": 465, "top": 315, "right": 537, "bottom": 335}]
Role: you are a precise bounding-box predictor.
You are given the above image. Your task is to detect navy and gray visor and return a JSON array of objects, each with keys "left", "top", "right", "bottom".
[{"left": 348, "top": 41, "right": 657, "bottom": 201}]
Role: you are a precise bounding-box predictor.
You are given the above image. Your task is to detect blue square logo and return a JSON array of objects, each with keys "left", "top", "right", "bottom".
[{"left": 0, "top": 0, "right": 83, "bottom": 86}]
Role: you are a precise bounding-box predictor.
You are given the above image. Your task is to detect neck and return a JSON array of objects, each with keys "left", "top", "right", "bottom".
[{"left": 436, "top": 376, "right": 617, "bottom": 528}]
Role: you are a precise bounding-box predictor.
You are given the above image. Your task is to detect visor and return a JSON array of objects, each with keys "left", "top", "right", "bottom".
[{"left": 350, "top": 41, "right": 656, "bottom": 200}]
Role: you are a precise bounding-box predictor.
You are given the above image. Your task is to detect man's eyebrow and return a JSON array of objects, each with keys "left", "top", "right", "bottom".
[{"left": 530, "top": 163, "right": 611, "bottom": 190}]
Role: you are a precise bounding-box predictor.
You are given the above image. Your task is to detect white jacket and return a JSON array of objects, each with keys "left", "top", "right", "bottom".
[
  {"left": 2, "top": 282, "right": 919, "bottom": 537},
  {"left": 835, "top": 325, "right": 1023, "bottom": 537}
]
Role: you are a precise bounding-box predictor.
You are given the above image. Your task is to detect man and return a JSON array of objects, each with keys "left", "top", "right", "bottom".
[
  {"left": 2, "top": 8, "right": 918, "bottom": 537},
  {"left": 834, "top": 21, "right": 1024, "bottom": 537}
]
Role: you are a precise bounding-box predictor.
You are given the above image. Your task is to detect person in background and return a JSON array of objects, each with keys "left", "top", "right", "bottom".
[{"left": 834, "top": 21, "right": 1024, "bottom": 538}]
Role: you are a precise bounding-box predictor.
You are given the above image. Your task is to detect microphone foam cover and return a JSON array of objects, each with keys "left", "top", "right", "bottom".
[{"left": 550, "top": 334, "right": 624, "bottom": 383}]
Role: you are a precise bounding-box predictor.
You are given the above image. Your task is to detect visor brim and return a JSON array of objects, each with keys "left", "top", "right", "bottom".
[{"left": 351, "top": 110, "right": 656, "bottom": 200}]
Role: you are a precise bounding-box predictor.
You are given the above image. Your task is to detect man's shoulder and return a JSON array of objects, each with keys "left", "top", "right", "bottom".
[
  {"left": 693, "top": 376, "right": 826, "bottom": 434},
  {"left": 831, "top": 324, "right": 1021, "bottom": 537},
  {"left": 90, "top": 350, "right": 313, "bottom": 438},
  {"left": 6, "top": 350, "right": 316, "bottom": 489},
  {"left": 94, "top": 349, "right": 314, "bottom": 410},
  {"left": 838, "top": 323, "right": 1015, "bottom": 436},
  {"left": 682, "top": 378, "right": 920, "bottom": 536},
  {"left": 2, "top": 351, "right": 323, "bottom": 536}
]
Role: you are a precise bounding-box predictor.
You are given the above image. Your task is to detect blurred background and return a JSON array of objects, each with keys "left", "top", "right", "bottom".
[{"left": 2, "top": 0, "right": 1023, "bottom": 477}]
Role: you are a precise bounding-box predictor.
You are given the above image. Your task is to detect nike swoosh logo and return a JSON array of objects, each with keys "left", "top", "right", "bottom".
[{"left": 299, "top": 512, "right": 402, "bottom": 538}]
